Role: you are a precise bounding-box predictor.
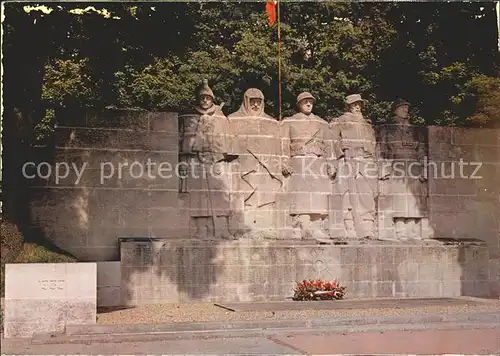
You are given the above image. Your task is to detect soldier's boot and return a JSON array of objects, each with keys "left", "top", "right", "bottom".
[
  {"left": 361, "top": 219, "right": 376, "bottom": 239},
  {"left": 344, "top": 219, "right": 357, "bottom": 239},
  {"left": 217, "top": 216, "right": 234, "bottom": 240},
  {"left": 328, "top": 224, "right": 346, "bottom": 239},
  {"left": 193, "top": 217, "right": 210, "bottom": 239},
  {"left": 291, "top": 215, "right": 304, "bottom": 239},
  {"left": 394, "top": 218, "right": 406, "bottom": 240},
  {"left": 407, "top": 218, "right": 420, "bottom": 239},
  {"left": 298, "top": 214, "right": 315, "bottom": 240},
  {"left": 308, "top": 217, "right": 329, "bottom": 240}
]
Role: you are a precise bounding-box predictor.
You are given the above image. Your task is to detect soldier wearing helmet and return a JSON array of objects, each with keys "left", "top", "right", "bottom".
[
  {"left": 391, "top": 98, "right": 411, "bottom": 124},
  {"left": 377, "top": 98, "right": 429, "bottom": 240},
  {"left": 194, "top": 79, "right": 223, "bottom": 116},
  {"left": 329, "top": 93, "right": 379, "bottom": 240},
  {"left": 178, "top": 79, "right": 234, "bottom": 240},
  {"left": 280, "top": 92, "right": 335, "bottom": 241}
]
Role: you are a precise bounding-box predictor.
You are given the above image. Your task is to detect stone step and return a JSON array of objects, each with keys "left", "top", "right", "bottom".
[
  {"left": 25, "top": 310, "right": 499, "bottom": 345},
  {"left": 63, "top": 311, "right": 500, "bottom": 336},
  {"left": 30, "top": 315, "right": 499, "bottom": 345}
]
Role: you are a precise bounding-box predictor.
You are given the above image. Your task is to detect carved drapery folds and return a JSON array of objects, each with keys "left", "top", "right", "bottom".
[
  {"left": 178, "top": 84, "right": 430, "bottom": 241},
  {"left": 228, "top": 88, "right": 282, "bottom": 238},
  {"left": 179, "top": 79, "right": 234, "bottom": 239},
  {"left": 377, "top": 99, "right": 430, "bottom": 240},
  {"left": 280, "top": 92, "right": 335, "bottom": 241},
  {"left": 329, "top": 94, "right": 379, "bottom": 239}
]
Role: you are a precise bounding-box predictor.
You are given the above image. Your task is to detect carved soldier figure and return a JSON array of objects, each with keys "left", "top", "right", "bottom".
[
  {"left": 228, "top": 88, "right": 282, "bottom": 237},
  {"left": 393, "top": 98, "right": 410, "bottom": 124},
  {"left": 330, "top": 94, "right": 379, "bottom": 239},
  {"left": 377, "top": 99, "right": 429, "bottom": 240},
  {"left": 281, "top": 92, "right": 335, "bottom": 240},
  {"left": 228, "top": 88, "right": 274, "bottom": 119},
  {"left": 383, "top": 99, "right": 427, "bottom": 159},
  {"left": 182, "top": 79, "right": 235, "bottom": 239}
]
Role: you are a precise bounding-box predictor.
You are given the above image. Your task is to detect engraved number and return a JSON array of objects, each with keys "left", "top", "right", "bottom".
[{"left": 39, "top": 279, "right": 65, "bottom": 290}]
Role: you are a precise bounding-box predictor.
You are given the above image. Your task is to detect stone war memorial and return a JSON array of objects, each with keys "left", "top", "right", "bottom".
[
  {"left": 20, "top": 80, "right": 499, "bottom": 306},
  {"left": 2, "top": 3, "right": 499, "bottom": 338}
]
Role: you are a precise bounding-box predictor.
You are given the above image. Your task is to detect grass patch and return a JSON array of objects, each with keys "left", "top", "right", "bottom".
[
  {"left": 1, "top": 217, "right": 78, "bottom": 297},
  {"left": 0, "top": 218, "right": 78, "bottom": 329},
  {"left": 15, "top": 242, "right": 77, "bottom": 264}
]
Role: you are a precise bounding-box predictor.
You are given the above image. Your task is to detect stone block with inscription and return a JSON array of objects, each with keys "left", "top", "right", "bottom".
[{"left": 4, "top": 263, "right": 97, "bottom": 338}]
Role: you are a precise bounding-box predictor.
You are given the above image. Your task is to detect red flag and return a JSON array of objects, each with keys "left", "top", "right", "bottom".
[{"left": 266, "top": 0, "right": 277, "bottom": 26}]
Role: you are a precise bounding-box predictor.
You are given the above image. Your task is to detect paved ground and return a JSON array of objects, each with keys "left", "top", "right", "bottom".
[
  {"left": 96, "top": 297, "right": 500, "bottom": 324},
  {"left": 2, "top": 336, "right": 298, "bottom": 354},
  {"left": 272, "top": 327, "right": 500, "bottom": 355},
  {"left": 2, "top": 297, "right": 498, "bottom": 354},
  {"left": 2, "top": 327, "right": 498, "bottom": 354}
]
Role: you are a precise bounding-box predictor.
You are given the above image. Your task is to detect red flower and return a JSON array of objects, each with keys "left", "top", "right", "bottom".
[{"left": 293, "top": 278, "right": 346, "bottom": 301}]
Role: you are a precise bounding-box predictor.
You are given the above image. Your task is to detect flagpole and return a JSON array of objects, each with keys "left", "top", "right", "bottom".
[
  {"left": 277, "top": 0, "right": 282, "bottom": 121},
  {"left": 496, "top": 1, "right": 500, "bottom": 52}
]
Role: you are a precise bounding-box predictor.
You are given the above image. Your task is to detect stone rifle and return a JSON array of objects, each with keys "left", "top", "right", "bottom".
[{"left": 343, "top": 150, "right": 365, "bottom": 238}]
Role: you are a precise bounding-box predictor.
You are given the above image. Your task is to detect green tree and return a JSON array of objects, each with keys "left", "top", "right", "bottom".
[
  {"left": 380, "top": 2, "right": 499, "bottom": 125},
  {"left": 469, "top": 74, "right": 500, "bottom": 127}
]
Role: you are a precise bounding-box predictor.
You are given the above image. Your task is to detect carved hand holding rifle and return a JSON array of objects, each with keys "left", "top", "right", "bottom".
[{"left": 281, "top": 162, "right": 293, "bottom": 177}]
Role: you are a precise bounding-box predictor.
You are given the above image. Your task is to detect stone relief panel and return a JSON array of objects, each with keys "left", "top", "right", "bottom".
[
  {"left": 377, "top": 99, "right": 431, "bottom": 240},
  {"left": 26, "top": 81, "right": 499, "bottom": 257},
  {"left": 280, "top": 92, "right": 335, "bottom": 241},
  {"left": 180, "top": 79, "right": 235, "bottom": 239},
  {"left": 228, "top": 88, "right": 283, "bottom": 238},
  {"left": 329, "top": 94, "right": 379, "bottom": 240}
]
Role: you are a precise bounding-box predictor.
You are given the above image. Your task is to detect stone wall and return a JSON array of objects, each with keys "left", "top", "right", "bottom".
[
  {"left": 427, "top": 127, "right": 499, "bottom": 255},
  {"left": 375, "top": 124, "right": 431, "bottom": 241},
  {"left": 374, "top": 125, "right": 499, "bottom": 295},
  {"left": 97, "top": 261, "right": 121, "bottom": 307},
  {"left": 120, "top": 239, "right": 496, "bottom": 304},
  {"left": 26, "top": 109, "right": 186, "bottom": 261},
  {"left": 24, "top": 109, "right": 500, "bottom": 278},
  {"left": 427, "top": 127, "right": 499, "bottom": 297},
  {"left": 228, "top": 116, "right": 287, "bottom": 239}
]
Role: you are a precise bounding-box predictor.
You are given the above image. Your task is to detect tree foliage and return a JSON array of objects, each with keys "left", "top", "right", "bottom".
[
  {"left": 42, "top": 58, "right": 99, "bottom": 106},
  {"left": 3, "top": 1, "right": 500, "bottom": 130},
  {"left": 469, "top": 74, "right": 500, "bottom": 127}
]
